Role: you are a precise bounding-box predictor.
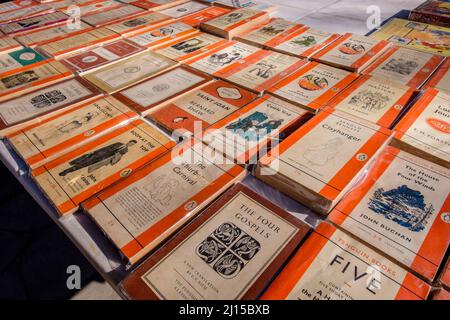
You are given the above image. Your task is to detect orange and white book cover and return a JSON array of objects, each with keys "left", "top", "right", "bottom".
[
  {"left": 268, "top": 61, "right": 359, "bottom": 113},
  {"left": 32, "top": 119, "right": 176, "bottom": 215},
  {"left": 0, "top": 36, "right": 23, "bottom": 54},
  {"left": 0, "top": 11, "right": 69, "bottom": 35},
  {"left": 327, "top": 75, "right": 416, "bottom": 128},
  {"left": 236, "top": 18, "right": 305, "bottom": 48},
  {"left": 261, "top": 222, "right": 431, "bottom": 300},
  {"left": 127, "top": 0, "right": 189, "bottom": 11},
  {"left": 201, "top": 94, "right": 312, "bottom": 164},
  {"left": 57, "top": 0, "right": 123, "bottom": 16},
  {"left": 180, "top": 5, "right": 231, "bottom": 27},
  {"left": 82, "top": 139, "right": 245, "bottom": 264},
  {"left": 392, "top": 88, "right": 450, "bottom": 168},
  {"left": 0, "top": 77, "right": 101, "bottom": 137},
  {"left": 186, "top": 40, "right": 261, "bottom": 76},
  {"left": 363, "top": 46, "right": 445, "bottom": 89},
  {"left": 257, "top": 108, "right": 391, "bottom": 214},
  {"left": 0, "top": 47, "right": 50, "bottom": 77},
  {"left": 0, "top": 4, "right": 53, "bottom": 24},
  {"left": 0, "top": 0, "right": 38, "bottom": 15},
  {"left": 81, "top": 4, "right": 145, "bottom": 27},
  {"left": 104, "top": 11, "right": 172, "bottom": 36},
  {"left": 215, "top": 50, "right": 308, "bottom": 93},
  {"left": 272, "top": 27, "right": 341, "bottom": 58},
  {"left": 441, "top": 258, "right": 450, "bottom": 290},
  {"left": 155, "top": 32, "right": 228, "bottom": 62},
  {"left": 149, "top": 80, "right": 257, "bottom": 135},
  {"left": 311, "top": 33, "right": 392, "bottom": 72},
  {"left": 328, "top": 146, "right": 450, "bottom": 281},
  {"left": 8, "top": 96, "right": 138, "bottom": 169},
  {"left": 113, "top": 66, "right": 213, "bottom": 115},
  {"left": 423, "top": 58, "right": 450, "bottom": 93},
  {"left": 159, "top": 1, "right": 208, "bottom": 18}
]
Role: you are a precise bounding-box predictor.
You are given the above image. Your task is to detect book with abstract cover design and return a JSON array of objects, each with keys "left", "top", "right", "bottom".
[
  {"left": 362, "top": 46, "right": 444, "bottom": 89},
  {"left": 8, "top": 96, "right": 138, "bottom": 168},
  {"left": 120, "top": 183, "right": 311, "bottom": 299},
  {"left": 261, "top": 222, "right": 430, "bottom": 300},
  {"left": 181, "top": 5, "right": 230, "bottom": 27},
  {"left": 82, "top": 139, "right": 246, "bottom": 264},
  {"left": 256, "top": 108, "right": 391, "bottom": 215},
  {"left": 391, "top": 88, "right": 450, "bottom": 169},
  {"left": 328, "top": 146, "right": 450, "bottom": 281},
  {"left": 423, "top": 58, "right": 450, "bottom": 93},
  {"left": 327, "top": 75, "right": 416, "bottom": 128},
  {"left": 32, "top": 119, "right": 175, "bottom": 215},
  {"left": 268, "top": 61, "right": 358, "bottom": 113},
  {"left": 104, "top": 11, "right": 172, "bottom": 36},
  {"left": 113, "top": 66, "right": 213, "bottom": 115},
  {"left": 81, "top": 4, "right": 146, "bottom": 27},
  {"left": 311, "top": 33, "right": 391, "bottom": 73},
  {"left": 409, "top": 0, "right": 450, "bottom": 28}
]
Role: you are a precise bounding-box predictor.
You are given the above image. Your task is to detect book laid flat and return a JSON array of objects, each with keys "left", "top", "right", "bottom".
[
  {"left": 311, "top": 33, "right": 392, "bottom": 73},
  {"left": 423, "top": 58, "right": 450, "bottom": 93},
  {"left": 185, "top": 41, "right": 261, "bottom": 76},
  {"left": 36, "top": 27, "right": 121, "bottom": 58},
  {"left": 440, "top": 258, "right": 450, "bottom": 291},
  {"left": 201, "top": 94, "right": 312, "bottom": 164},
  {"left": 104, "top": 11, "right": 172, "bottom": 36},
  {"left": 362, "top": 46, "right": 445, "bottom": 89},
  {"left": 234, "top": 18, "right": 305, "bottom": 49},
  {"left": 0, "top": 36, "right": 23, "bottom": 54},
  {"left": 81, "top": 4, "right": 146, "bottom": 27},
  {"left": 113, "top": 66, "right": 213, "bottom": 115},
  {"left": 49, "top": 0, "right": 102, "bottom": 10},
  {"left": 82, "top": 140, "right": 246, "bottom": 264},
  {"left": 268, "top": 61, "right": 359, "bottom": 113},
  {"left": 60, "top": 39, "right": 146, "bottom": 75},
  {"left": 82, "top": 50, "right": 178, "bottom": 94},
  {"left": 159, "top": 1, "right": 208, "bottom": 18},
  {"left": 180, "top": 5, "right": 230, "bottom": 27},
  {"left": 0, "top": 77, "right": 101, "bottom": 137},
  {"left": 126, "top": 21, "right": 199, "bottom": 49},
  {"left": 32, "top": 119, "right": 175, "bottom": 215},
  {"left": 255, "top": 108, "right": 391, "bottom": 215},
  {"left": 261, "top": 222, "right": 430, "bottom": 300},
  {"left": 212, "top": 0, "right": 276, "bottom": 13},
  {"left": 148, "top": 79, "right": 257, "bottom": 136},
  {"left": 391, "top": 88, "right": 449, "bottom": 169},
  {"left": 215, "top": 50, "right": 308, "bottom": 94},
  {"left": 14, "top": 21, "right": 94, "bottom": 48},
  {"left": 125, "top": 0, "right": 189, "bottom": 11},
  {"left": 326, "top": 75, "right": 416, "bottom": 129},
  {"left": 0, "top": 60, "right": 73, "bottom": 103},
  {"left": 200, "top": 8, "right": 270, "bottom": 40},
  {"left": 328, "top": 146, "right": 450, "bottom": 281},
  {"left": 58, "top": 0, "right": 123, "bottom": 16},
  {"left": 0, "top": 47, "right": 48, "bottom": 76},
  {"left": 370, "top": 18, "right": 450, "bottom": 57},
  {"left": 0, "top": 11, "right": 68, "bottom": 35},
  {"left": 0, "top": 0, "right": 37, "bottom": 14},
  {"left": 270, "top": 27, "right": 341, "bottom": 59},
  {"left": 0, "top": 4, "right": 53, "bottom": 24},
  {"left": 120, "top": 183, "right": 311, "bottom": 299},
  {"left": 155, "top": 32, "right": 228, "bottom": 62},
  {"left": 8, "top": 96, "right": 138, "bottom": 169},
  {"left": 409, "top": 0, "right": 450, "bottom": 28}
]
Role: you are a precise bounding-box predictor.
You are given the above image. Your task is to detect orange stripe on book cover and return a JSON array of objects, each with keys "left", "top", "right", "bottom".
[
  {"left": 224, "top": 11, "right": 267, "bottom": 32},
  {"left": 253, "top": 59, "right": 308, "bottom": 92},
  {"left": 311, "top": 33, "right": 352, "bottom": 59},
  {"left": 350, "top": 40, "right": 390, "bottom": 71}
]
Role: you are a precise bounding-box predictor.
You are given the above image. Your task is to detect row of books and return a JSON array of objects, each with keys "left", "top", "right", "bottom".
[{"left": 0, "top": 0, "right": 448, "bottom": 300}]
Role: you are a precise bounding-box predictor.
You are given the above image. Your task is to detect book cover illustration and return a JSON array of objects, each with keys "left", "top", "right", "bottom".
[
  {"left": 409, "top": 0, "right": 450, "bottom": 28},
  {"left": 423, "top": 58, "right": 450, "bottom": 93},
  {"left": 104, "top": 11, "right": 172, "bottom": 36}
]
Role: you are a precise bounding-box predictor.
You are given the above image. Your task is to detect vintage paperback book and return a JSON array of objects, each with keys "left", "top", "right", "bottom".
[
  {"left": 440, "top": 258, "right": 450, "bottom": 291},
  {"left": 48, "top": 0, "right": 102, "bottom": 10},
  {"left": 60, "top": 39, "right": 146, "bottom": 75},
  {"left": 268, "top": 61, "right": 359, "bottom": 113},
  {"left": 0, "top": 36, "right": 23, "bottom": 54},
  {"left": 261, "top": 222, "right": 431, "bottom": 300},
  {"left": 312, "top": 33, "right": 391, "bottom": 73},
  {"left": 181, "top": 5, "right": 230, "bottom": 27},
  {"left": 113, "top": 66, "right": 213, "bottom": 115},
  {"left": 391, "top": 88, "right": 450, "bottom": 169},
  {"left": 201, "top": 94, "right": 312, "bottom": 164},
  {"left": 423, "top": 58, "right": 450, "bottom": 93},
  {"left": 82, "top": 140, "right": 246, "bottom": 264},
  {"left": 159, "top": 1, "right": 208, "bottom": 18},
  {"left": 37, "top": 27, "right": 121, "bottom": 58},
  {"left": 185, "top": 41, "right": 261, "bottom": 76},
  {"left": 32, "top": 119, "right": 175, "bottom": 215},
  {"left": 104, "top": 11, "right": 172, "bottom": 36},
  {"left": 0, "top": 60, "right": 73, "bottom": 103},
  {"left": 155, "top": 32, "right": 228, "bottom": 62},
  {"left": 211, "top": 0, "right": 276, "bottom": 13},
  {"left": 125, "top": 0, "right": 189, "bottom": 11},
  {"left": 0, "top": 47, "right": 48, "bottom": 76},
  {"left": 216, "top": 50, "right": 308, "bottom": 94},
  {"left": 409, "top": 0, "right": 450, "bottom": 28},
  {"left": 0, "top": 0, "right": 38, "bottom": 14},
  {"left": 327, "top": 75, "right": 416, "bottom": 128},
  {"left": 255, "top": 108, "right": 391, "bottom": 215},
  {"left": 120, "top": 183, "right": 311, "bottom": 299},
  {"left": 271, "top": 27, "right": 341, "bottom": 59},
  {"left": 0, "top": 4, "right": 53, "bottom": 24},
  {"left": 0, "top": 11, "right": 68, "bottom": 35},
  {"left": 8, "top": 96, "right": 138, "bottom": 169},
  {"left": 362, "top": 46, "right": 445, "bottom": 89},
  {"left": 58, "top": 0, "right": 123, "bottom": 16},
  {"left": 370, "top": 18, "right": 450, "bottom": 57},
  {"left": 200, "top": 8, "right": 270, "bottom": 39},
  {"left": 328, "top": 146, "right": 450, "bottom": 281},
  {"left": 235, "top": 18, "right": 305, "bottom": 49},
  {"left": 81, "top": 4, "right": 145, "bottom": 27},
  {"left": 126, "top": 21, "right": 199, "bottom": 49},
  {"left": 82, "top": 50, "right": 177, "bottom": 94},
  {"left": 149, "top": 80, "right": 257, "bottom": 136}
]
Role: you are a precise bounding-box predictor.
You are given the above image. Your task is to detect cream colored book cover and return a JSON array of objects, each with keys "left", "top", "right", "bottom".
[
  {"left": 81, "top": 4, "right": 145, "bottom": 27},
  {"left": 159, "top": 1, "right": 208, "bottom": 18},
  {"left": 127, "top": 22, "right": 197, "bottom": 48},
  {"left": 105, "top": 11, "right": 171, "bottom": 35},
  {"left": 0, "top": 36, "right": 23, "bottom": 53},
  {"left": 203, "top": 8, "right": 262, "bottom": 29}
]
